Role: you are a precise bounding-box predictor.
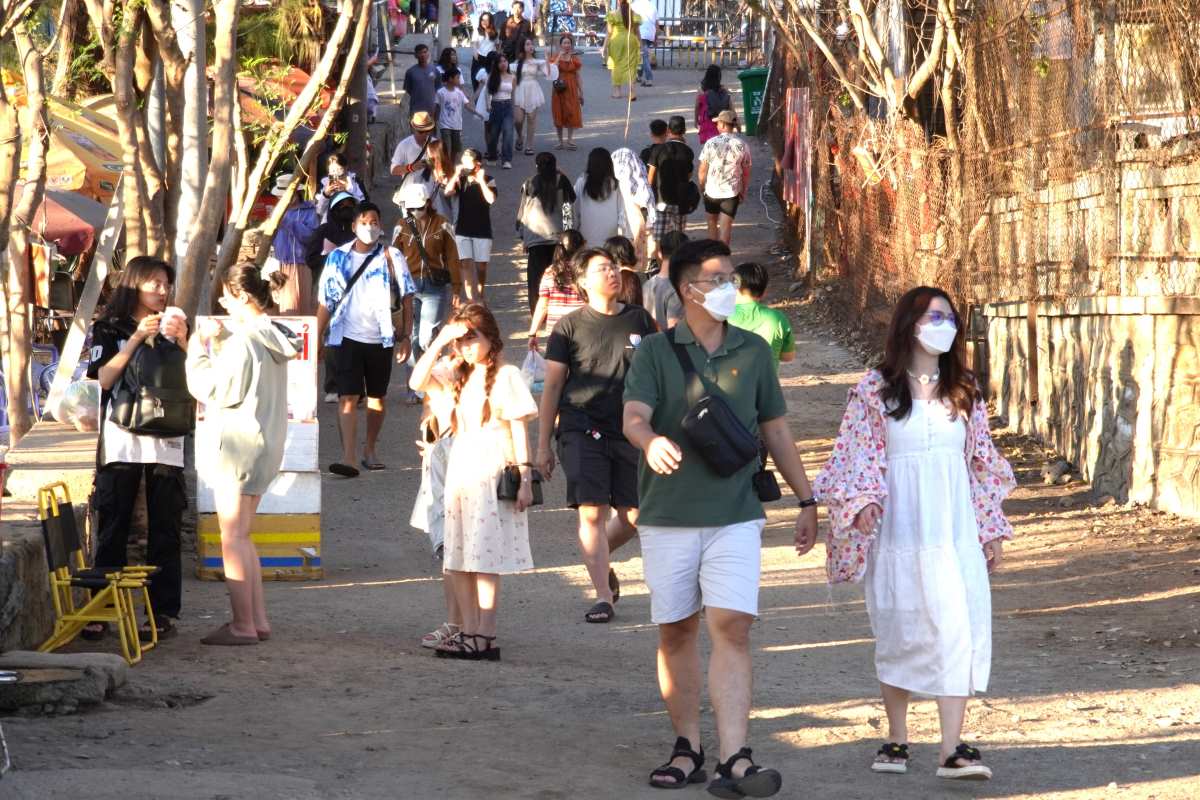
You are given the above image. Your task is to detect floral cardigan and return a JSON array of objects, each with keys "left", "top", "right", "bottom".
[{"left": 812, "top": 370, "right": 1017, "bottom": 584}]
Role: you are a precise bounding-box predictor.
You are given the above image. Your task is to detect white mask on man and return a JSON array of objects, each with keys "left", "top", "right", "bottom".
[
  {"left": 691, "top": 282, "right": 738, "bottom": 322},
  {"left": 355, "top": 224, "right": 380, "bottom": 245},
  {"left": 916, "top": 321, "right": 957, "bottom": 354}
]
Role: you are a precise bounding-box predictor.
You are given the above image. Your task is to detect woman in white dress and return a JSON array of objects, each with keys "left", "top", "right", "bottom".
[
  {"left": 813, "top": 287, "right": 1016, "bottom": 782},
  {"left": 573, "top": 147, "right": 627, "bottom": 246},
  {"left": 408, "top": 302, "right": 539, "bottom": 662},
  {"left": 511, "top": 36, "right": 548, "bottom": 156}
]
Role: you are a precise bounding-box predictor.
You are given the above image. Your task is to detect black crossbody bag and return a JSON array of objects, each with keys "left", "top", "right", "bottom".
[{"left": 667, "top": 328, "right": 760, "bottom": 478}]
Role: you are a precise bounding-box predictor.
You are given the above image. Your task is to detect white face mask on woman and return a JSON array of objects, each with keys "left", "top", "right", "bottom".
[
  {"left": 355, "top": 224, "right": 380, "bottom": 245},
  {"left": 691, "top": 282, "right": 739, "bottom": 322},
  {"left": 916, "top": 320, "right": 957, "bottom": 354}
]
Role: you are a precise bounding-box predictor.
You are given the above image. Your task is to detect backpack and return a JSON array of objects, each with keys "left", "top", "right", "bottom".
[{"left": 109, "top": 329, "right": 196, "bottom": 437}]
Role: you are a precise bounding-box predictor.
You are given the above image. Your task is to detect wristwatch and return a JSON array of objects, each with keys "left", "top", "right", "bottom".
[{"left": 797, "top": 497, "right": 818, "bottom": 509}]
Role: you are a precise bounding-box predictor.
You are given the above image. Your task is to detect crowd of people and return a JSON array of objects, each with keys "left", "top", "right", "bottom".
[{"left": 76, "top": 42, "right": 1017, "bottom": 798}]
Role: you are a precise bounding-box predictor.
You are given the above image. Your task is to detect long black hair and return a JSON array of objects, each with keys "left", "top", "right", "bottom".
[
  {"left": 549, "top": 229, "right": 585, "bottom": 291},
  {"left": 477, "top": 11, "right": 497, "bottom": 38},
  {"left": 877, "top": 286, "right": 978, "bottom": 421},
  {"left": 437, "top": 47, "right": 457, "bottom": 73},
  {"left": 486, "top": 53, "right": 509, "bottom": 96},
  {"left": 701, "top": 64, "right": 722, "bottom": 92},
  {"left": 530, "top": 151, "right": 575, "bottom": 214},
  {"left": 515, "top": 36, "right": 535, "bottom": 85},
  {"left": 583, "top": 148, "right": 617, "bottom": 201},
  {"left": 101, "top": 256, "right": 174, "bottom": 322}
]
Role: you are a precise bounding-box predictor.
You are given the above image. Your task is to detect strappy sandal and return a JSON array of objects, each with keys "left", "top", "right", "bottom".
[
  {"left": 565, "top": 142, "right": 577, "bottom": 151},
  {"left": 471, "top": 634, "right": 501, "bottom": 661},
  {"left": 708, "top": 747, "right": 782, "bottom": 798},
  {"left": 871, "top": 742, "right": 909, "bottom": 774},
  {"left": 649, "top": 736, "right": 706, "bottom": 789},
  {"left": 434, "top": 631, "right": 475, "bottom": 660},
  {"left": 524, "top": 148, "right": 534, "bottom": 156},
  {"left": 421, "top": 622, "right": 461, "bottom": 649},
  {"left": 585, "top": 600, "right": 614, "bottom": 623},
  {"left": 138, "top": 616, "right": 176, "bottom": 643},
  {"left": 936, "top": 743, "right": 992, "bottom": 781}
]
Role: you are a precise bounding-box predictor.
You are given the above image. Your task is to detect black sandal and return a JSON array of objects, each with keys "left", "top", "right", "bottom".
[
  {"left": 871, "top": 742, "right": 909, "bottom": 774},
  {"left": 138, "top": 616, "right": 176, "bottom": 643},
  {"left": 585, "top": 600, "right": 615, "bottom": 623},
  {"left": 936, "top": 743, "right": 992, "bottom": 780},
  {"left": 707, "top": 747, "right": 782, "bottom": 798},
  {"left": 471, "top": 634, "right": 501, "bottom": 661},
  {"left": 649, "top": 736, "right": 706, "bottom": 789}
]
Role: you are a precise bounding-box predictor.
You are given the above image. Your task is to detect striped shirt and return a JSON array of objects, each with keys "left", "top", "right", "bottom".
[{"left": 538, "top": 271, "right": 586, "bottom": 332}]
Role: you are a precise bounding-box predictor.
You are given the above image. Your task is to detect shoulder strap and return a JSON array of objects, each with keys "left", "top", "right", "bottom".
[
  {"left": 331, "top": 245, "right": 382, "bottom": 315},
  {"left": 403, "top": 215, "right": 435, "bottom": 274},
  {"left": 667, "top": 328, "right": 704, "bottom": 406}
]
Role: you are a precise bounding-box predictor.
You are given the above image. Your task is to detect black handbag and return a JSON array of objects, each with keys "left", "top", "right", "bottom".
[
  {"left": 680, "top": 181, "right": 701, "bottom": 215},
  {"left": 553, "top": 78, "right": 568, "bottom": 93},
  {"left": 752, "top": 440, "right": 782, "bottom": 502},
  {"left": 667, "top": 329, "right": 760, "bottom": 478},
  {"left": 496, "top": 464, "right": 544, "bottom": 506},
  {"left": 109, "top": 336, "right": 196, "bottom": 437}
]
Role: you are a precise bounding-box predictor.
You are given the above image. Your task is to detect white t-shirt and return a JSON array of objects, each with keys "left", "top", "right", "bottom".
[
  {"left": 476, "top": 35, "right": 497, "bottom": 58},
  {"left": 102, "top": 419, "right": 186, "bottom": 467},
  {"left": 637, "top": 4, "right": 658, "bottom": 41},
  {"left": 341, "top": 248, "right": 388, "bottom": 344},
  {"left": 437, "top": 87, "right": 469, "bottom": 130},
  {"left": 390, "top": 135, "right": 428, "bottom": 173}
]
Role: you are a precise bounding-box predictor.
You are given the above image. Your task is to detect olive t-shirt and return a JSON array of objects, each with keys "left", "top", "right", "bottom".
[
  {"left": 623, "top": 320, "right": 787, "bottom": 527},
  {"left": 545, "top": 304, "right": 657, "bottom": 438}
]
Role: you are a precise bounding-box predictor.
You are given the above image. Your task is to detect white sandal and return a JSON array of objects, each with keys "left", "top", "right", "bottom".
[
  {"left": 421, "top": 622, "right": 461, "bottom": 649},
  {"left": 936, "top": 744, "right": 992, "bottom": 781}
]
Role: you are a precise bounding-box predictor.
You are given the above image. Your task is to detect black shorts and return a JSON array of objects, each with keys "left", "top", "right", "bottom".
[
  {"left": 558, "top": 430, "right": 640, "bottom": 510},
  {"left": 334, "top": 337, "right": 393, "bottom": 399},
  {"left": 703, "top": 194, "right": 741, "bottom": 218}
]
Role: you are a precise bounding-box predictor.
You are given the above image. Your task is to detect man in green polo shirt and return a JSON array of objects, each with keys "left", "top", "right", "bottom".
[
  {"left": 623, "top": 239, "right": 819, "bottom": 797},
  {"left": 729, "top": 261, "right": 795, "bottom": 370}
]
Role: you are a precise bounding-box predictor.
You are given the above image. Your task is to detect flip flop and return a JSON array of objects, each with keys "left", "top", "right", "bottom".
[
  {"left": 329, "top": 463, "right": 360, "bottom": 478},
  {"left": 585, "top": 600, "right": 615, "bottom": 623},
  {"left": 608, "top": 568, "right": 621, "bottom": 604},
  {"left": 361, "top": 458, "right": 386, "bottom": 472},
  {"left": 257, "top": 629, "right": 271, "bottom": 641},
  {"left": 200, "top": 624, "right": 259, "bottom": 646}
]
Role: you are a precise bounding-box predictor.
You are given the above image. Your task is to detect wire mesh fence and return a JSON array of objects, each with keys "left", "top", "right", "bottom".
[{"left": 764, "top": 0, "right": 1200, "bottom": 339}]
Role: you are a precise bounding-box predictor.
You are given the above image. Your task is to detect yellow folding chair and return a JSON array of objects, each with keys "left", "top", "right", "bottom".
[{"left": 36, "top": 482, "right": 158, "bottom": 665}]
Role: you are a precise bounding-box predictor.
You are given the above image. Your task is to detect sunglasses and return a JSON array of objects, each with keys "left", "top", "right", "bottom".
[{"left": 923, "top": 310, "right": 958, "bottom": 326}]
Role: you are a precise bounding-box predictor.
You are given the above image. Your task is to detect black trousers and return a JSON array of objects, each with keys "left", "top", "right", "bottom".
[
  {"left": 93, "top": 462, "right": 186, "bottom": 619},
  {"left": 526, "top": 244, "right": 557, "bottom": 314}
]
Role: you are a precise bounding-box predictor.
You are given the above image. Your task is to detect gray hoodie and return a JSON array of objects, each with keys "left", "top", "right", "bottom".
[{"left": 186, "top": 317, "right": 302, "bottom": 495}]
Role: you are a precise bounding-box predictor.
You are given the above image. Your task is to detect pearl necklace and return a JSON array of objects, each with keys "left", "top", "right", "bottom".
[{"left": 906, "top": 368, "right": 940, "bottom": 386}]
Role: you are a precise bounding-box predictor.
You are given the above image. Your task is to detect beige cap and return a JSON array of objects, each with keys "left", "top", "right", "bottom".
[{"left": 715, "top": 109, "right": 739, "bottom": 127}]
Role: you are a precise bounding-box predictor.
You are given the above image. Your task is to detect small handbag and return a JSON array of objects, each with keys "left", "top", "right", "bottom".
[
  {"left": 553, "top": 78, "right": 568, "bottom": 93},
  {"left": 667, "top": 329, "right": 760, "bottom": 478},
  {"left": 496, "top": 464, "right": 544, "bottom": 506}
]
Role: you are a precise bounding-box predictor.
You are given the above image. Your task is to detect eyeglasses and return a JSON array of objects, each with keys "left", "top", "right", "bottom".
[
  {"left": 587, "top": 261, "right": 619, "bottom": 276},
  {"left": 923, "top": 310, "right": 958, "bottom": 326},
  {"left": 690, "top": 273, "right": 741, "bottom": 290}
]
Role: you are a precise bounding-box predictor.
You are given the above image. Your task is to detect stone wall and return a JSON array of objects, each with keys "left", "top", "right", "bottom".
[{"left": 985, "top": 296, "right": 1200, "bottom": 515}]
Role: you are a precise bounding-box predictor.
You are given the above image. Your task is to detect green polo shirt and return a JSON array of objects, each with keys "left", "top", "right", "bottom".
[
  {"left": 623, "top": 320, "right": 788, "bottom": 527},
  {"left": 729, "top": 298, "right": 795, "bottom": 371}
]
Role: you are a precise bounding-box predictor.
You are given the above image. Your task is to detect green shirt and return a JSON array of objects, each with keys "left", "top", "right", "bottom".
[
  {"left": 623, "top": 320, "right": 788, "bottom": 528},
  {"left": 728, "top": 298, "right": 795, "bottom": 370}
]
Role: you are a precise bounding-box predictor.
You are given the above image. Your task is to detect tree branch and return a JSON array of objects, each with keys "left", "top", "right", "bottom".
[
  {"left": 790, "top": 5, "right": 867, "bottom": 112},
  {"left": 906, "top": 0, "right": 946, "bottom": 100}
]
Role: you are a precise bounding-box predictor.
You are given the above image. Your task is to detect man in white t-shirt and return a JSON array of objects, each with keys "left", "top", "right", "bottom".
[
  {"left": 697, "top": 109, "right": 752, "bottom": 248},
  {"left": 635, "top": 0, "right": 658, "bottom": 87},
  {"left": 390, "top": 110, "right": 438, "bottom": 191},
  {"left": 317, "top": 202, "right": 417, "bottom": 477}
]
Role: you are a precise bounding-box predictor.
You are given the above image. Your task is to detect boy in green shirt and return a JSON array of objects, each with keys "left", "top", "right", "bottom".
[{"left": 728, "top": 261, "right": 795, "bottom": 370}]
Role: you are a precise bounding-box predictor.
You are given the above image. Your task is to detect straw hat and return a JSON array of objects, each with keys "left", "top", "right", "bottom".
[
  {"left": 270, "top": 173, "right": 295, "bottom": 197},
  {"left": 410, "top": 111, "right": 436, "bottom": 132}
]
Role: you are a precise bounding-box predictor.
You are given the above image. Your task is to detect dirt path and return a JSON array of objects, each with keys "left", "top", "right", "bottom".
[{"left": 5, "top": 57, "right": 1200, "bottom": 800}]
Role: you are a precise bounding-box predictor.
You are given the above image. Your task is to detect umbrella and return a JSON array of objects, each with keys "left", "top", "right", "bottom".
[{"left": 28, "top": 190, "right": 108, "bottom": 256}]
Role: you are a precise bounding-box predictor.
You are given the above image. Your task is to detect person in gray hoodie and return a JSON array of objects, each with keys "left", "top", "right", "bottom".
[{"left": 186, "top": 264, "right": 302, "bottom": 646}]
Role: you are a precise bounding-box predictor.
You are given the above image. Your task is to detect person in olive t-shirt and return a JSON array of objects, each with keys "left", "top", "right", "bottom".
[
  {"left": 622, "top": 239, "right": 818, "bottom": 795},
  {"left": 537, "top": 247, "right": 656, "bottom": 625},
  {"left": 728, "top": 261, "right": 795, "bottom": 371}
]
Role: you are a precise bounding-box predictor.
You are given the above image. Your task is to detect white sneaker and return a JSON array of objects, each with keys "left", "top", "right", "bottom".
[
  {"left": 502, "top": 161, "right": 512, "bottom": 169},
  {"left": 323, "top": 392, "right": 337, "bottom": 403}
]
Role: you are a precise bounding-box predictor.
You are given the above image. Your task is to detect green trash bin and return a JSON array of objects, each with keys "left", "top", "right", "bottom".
[{"left": 737, "top": 67, "right": 769, "bottom": 136}]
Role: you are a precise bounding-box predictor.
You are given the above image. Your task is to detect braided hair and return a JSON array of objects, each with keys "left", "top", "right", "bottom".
[{"left": 449, "top": 303, "right": 505, "bottom": 433}]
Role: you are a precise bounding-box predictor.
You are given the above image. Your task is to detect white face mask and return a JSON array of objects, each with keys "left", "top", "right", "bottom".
[
  {"left": 355, "top": 224, "right": 380, "bottom": 245},
  {"left": 691, "top": 282, "right": 738, "bottom": 322},
  {"left": 327, "top": 165, "right": 345, "bottom": 179},
  {"left": 916, "top": 320, "right": 957, "bottom": 354}
]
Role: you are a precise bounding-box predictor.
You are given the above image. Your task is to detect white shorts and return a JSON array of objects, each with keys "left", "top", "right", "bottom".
[
  {"left": 455, "top": 236, "right": 492, "bottom": 263},
  {"left": 639, "top": 519, "right": 765, "bottom": 624}
]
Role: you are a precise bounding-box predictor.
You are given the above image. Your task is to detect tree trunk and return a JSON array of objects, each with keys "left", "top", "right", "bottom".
[
  {"left": 113, "top": 12, "right": 152, "bottom": 257},
  {"left": 170, "top": 0, "right": 207, "bottom": 269},
  {"left": 50, "top": 0, "right": 82, "bottom": 97},
  {"left": 0, "top": 75, "right": 20, "bottom": 261},
  {"left": 210, "top": 0, "right": 363, "bottom": 289},
  {"left": 256, "top": 0, "right": 372, "bottom": 255},
  {"left": 6, "top": 21, "right": 50, "bottom": 445},
  {"left": 175, "top": 0, "right": 241, "bottom": 319}
]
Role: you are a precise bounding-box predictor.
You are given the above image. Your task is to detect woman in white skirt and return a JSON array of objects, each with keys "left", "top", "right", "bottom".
[
  {"left": 511, "top": 36, "right": 548, "bottom": 156},
  {"left": 814, "top": 286, "right": 1016, "bottom": 781},
  {"left": 408, "top": 302, "right": 538, "bottom": 662}
]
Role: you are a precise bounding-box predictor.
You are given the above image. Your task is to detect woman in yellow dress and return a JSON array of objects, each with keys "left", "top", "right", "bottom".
[{"left": 604, "top": 1, "right": 641, "bottom": 100}]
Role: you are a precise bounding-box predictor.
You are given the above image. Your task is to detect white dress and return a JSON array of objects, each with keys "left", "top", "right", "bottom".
[
  {"left": 865, "top": 399, "right": 992, "bottom": 696},
  {"left": 442, "top": 363, "right": 538, "bottom": 574},
  {"left": 511, "top": 60, "right": 547, "bottom": 112}
]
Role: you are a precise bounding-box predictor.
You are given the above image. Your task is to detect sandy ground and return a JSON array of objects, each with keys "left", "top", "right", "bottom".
[{"left": 3, "top": 57, "right": 1200, "bottom": 800}]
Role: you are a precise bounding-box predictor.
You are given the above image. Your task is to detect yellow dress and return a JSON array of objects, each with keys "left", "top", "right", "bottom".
[{"left": 605, "top": 12, "right": 642, "bottom": 86}]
